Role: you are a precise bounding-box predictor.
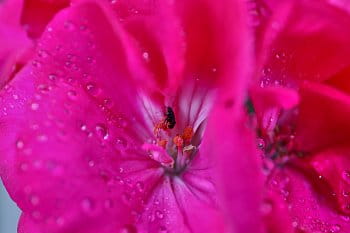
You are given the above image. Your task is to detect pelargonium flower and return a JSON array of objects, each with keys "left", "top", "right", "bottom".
[
  {"left": 219, "top": 0, "right": 350, "bottom": 232},
  {"left": 0, "top": 0, "right": 70, "bottom": 86},
  {"left": 0, "top": 0, "right": 255, "bottom": 232}
]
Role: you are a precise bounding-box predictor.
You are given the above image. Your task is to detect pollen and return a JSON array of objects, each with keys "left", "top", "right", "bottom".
[
  {"left": 173, "top": 135, "right": 184, "bottom": 148},
  {"left": 154, "top": 121, "right": 167, "bottom": 135},
  {"left": 157, "top": 139, "right": 168, "bottom": 148},
  {"left": 182, "top": 126, "right": 194, "bottom": 143}
]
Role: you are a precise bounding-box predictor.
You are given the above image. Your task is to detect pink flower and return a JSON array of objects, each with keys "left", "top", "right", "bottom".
[
  {"left": 220, "top": 0, "right": 350, "bottom": 232},
  {"left": 0, "top": 0, "right": 253, "bottom": 232},
  {"left": 0, "top": 0, "right": 69, "bottom": 86}
]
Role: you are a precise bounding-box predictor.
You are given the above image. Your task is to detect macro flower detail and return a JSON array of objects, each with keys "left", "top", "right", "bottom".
[
  {"left": 238, "top": 0, "right": 350, "bottom": 232},
  {"left": 0, "top": 0, "right": 252, "bottom": 232}
]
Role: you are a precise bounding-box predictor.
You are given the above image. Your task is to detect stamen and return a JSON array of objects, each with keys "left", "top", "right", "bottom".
[
  {"left": 157, "top": 139, "right": 168, "bottom": 148},
  {"left": 182, "top": 126, "right": 194, "bottom": 143},
  {"left": 173, "top": 135, "right": 184, "bottom": 148}
]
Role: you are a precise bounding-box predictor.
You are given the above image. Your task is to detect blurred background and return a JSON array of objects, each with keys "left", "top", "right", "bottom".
[{"left": 0, "top": 179, "right": 20, "bottom": 233}]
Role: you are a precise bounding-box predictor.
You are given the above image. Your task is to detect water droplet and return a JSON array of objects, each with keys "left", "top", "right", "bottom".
[
  {"left": 64, "top": 20, "right": 75, "bottom": 30},
  {"left": 32, "top": 211, "right": 41, "bottom": 219},
  {"left": 30, "top": 195, "right": 40, "bottom": 206},
  {"left": 67, "top": 90, "right": 77, "bottom": 100},
  {"left": 330, "top": 224, "right": 341, "bottom": 232},
  {"left": 260, "top": 200, "right": 273, "bottom": 214},
  {"left": 79, "top": 24, "right": 87, "bottom": 31},
  {"left": 341, "top": 215, "right": 350, "bottom": 222},
  {"left": 20, "top": 163, "right": 29, "bottom": 171},
  {"left": 65, "top": 61, "right": 72, "bottom": 68},
  {"left": 115, "top": 137, "right": 128, "bottom": 150},
  {"left": 135, "top": 182, "right": 144, "bottom": 192},
  {"left": 116, "top": 117, "right": 128, "bottom": 128},
  {"left": 342, "top": 171, "right": 350, "bottom": 182},
  {"left": 95, "top": 124, "right": 109, "bottom": 140},
  {"left": 37, "top": 84, "right": 52, "bottom": 94},
  {"left": 142, "top": 52, "right": 150, "bottom": 61},
  {"left": 38, "top": 49, "right": 49, "bottom": 58},
  {"left": 16, "top": 140, "right": 24, "bottom": 149},
  {"left": 32, "top": 60, "right": 42, "bottom": 68},
  {"left": 120, "top": 225, "right": 137, "bottom": 233},
  {"left": 31, "top": 103, "right": 39, "bottom": 111},
  {"left": 80, "top": 124, "right": 88, "bottom": 132},
  {"left": 56, "top": 217, "right": 65, "bottom": 226},
  {"left": 86, "top": 56, "right": 95, "bottom": 64},
  {"left": 88, "top": 160, "right": 95, "bottom": 167},
  {"left": 85, "top": 83, "right": 101, "bottom": 96},
  {"left": 48, "top": 74, "right": 57, "bottom": 81},
  {"left": 292, "top": 221, "right": 298, "bottom": 228},
  {"left": 37, "top": 134, "right": 48, "bottom": 142},
  {"left": 155, "top": 210, "right": 164, "bottom": 219},
  {"left": 81, "top": 198, "right": 94, "bottom": 212}
]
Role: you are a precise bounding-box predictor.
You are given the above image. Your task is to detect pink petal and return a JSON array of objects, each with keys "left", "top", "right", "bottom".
[
  {"left": 137, "top": 151, "right": 226, "bottom": 233},
  {"left": 262, "top": 191, "right": 294, "bottom": 233},
  {"left": 0, "top": 0, "right": 24, "bottom": 25},
  {"left": 203, "top": 112, "right": 265, "bottom": 233},
  {"left": 250, "top": 86, "right": 299, "bottom": 131},
  {"left": 295, "top": 82, "right": 350, "bottom": 152},
  {"left": 21, "top": 0, "right": 70, "bottom": 39},
  {"left": 0, "top": 0, "right": 33, "bottom": 86},
  {"left": 0, "top": 1, "right": 163, "bottom": 232},
  {"left": 0, "top": 22, "right": 32, "bottom": 86},
  {"left": 258, "top": 0, "right": 350, "bottom": 86},
  {"left": 309, "top": 147, "right": 350, "bottom": 215},
  {"left": 268, "top": 167, "right": 350, "bottom": 232}
]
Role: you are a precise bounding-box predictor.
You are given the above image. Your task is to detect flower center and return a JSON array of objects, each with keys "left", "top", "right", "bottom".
[{"left": 142, "top": 106, "right": 199, "bottom": 176}]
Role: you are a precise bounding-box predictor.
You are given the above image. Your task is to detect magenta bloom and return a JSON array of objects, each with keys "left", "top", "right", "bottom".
[
  {"left": 225, "top": 0, "right": 350, "bottom": 232},
  {"left": 0, "top": 0, "right": 254, "bottom": 232}
]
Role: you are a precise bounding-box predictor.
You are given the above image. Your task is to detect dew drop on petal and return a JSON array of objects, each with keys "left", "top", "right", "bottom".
[
  {"left": 95, "top": 124, "right": 109, "bottom": 140},
  {"left": 16, "top": 140, "right": 24, "bottom": 149},
  {"left": 120, "top": 225, "right": 137, "bottom": 233},
  {"left": 142, "top": 52, "right": 150, "bottom": 61},
  {"left": 342, "top": 171, "right": 350, "bottom": 182},
  {"left": 330, "top": 224, "right": 341, "bottom": 232},
  {"left": 37, "top": 84, "right": 51, "bottom": 94},
  {"left": 341, "top": 215, "right": 350, "bottom": 222},
  {"left": 64, "top": 20, "right": 75, "bottom": 30},
  {"left": 80, "top": 124, "right": 88, "bottom": 132},
  {"left": 135, "top": 182, "right": 144, "bottom": 192},
  {"left": 88, "top": 160, "right": 95, "bottom": 167},
  {"left": 20, "top": 163, "right": 29, "bottom": 172},
  {"left": 56, "top": 217, "right": 65, "bottom": 226},
  {"left": 48, "top": 74, "right": 57, "bottom": 81},
  {"left": 85, "top": 83, "right": 101, "bottom": 96},
  {"left": 155, "top": 210, "right": 164, "bottom": 219},
  {"left": 260, "top": 200, "right": 273, "bottom": 215},
  {"left": 67, "top": 90, "right": 77, "bottom": 100},
  {"left": 30, "top": 195, "right": 40, "bottom": 206},
  {"left": 31, "top": 103, "right": 39, "bottom": 111},
  {"left": 81, "top": 198, "right": 95, "bottom": 212},
  {"left": 115, "top": 137, "right": 128, "bottom": 150}
]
